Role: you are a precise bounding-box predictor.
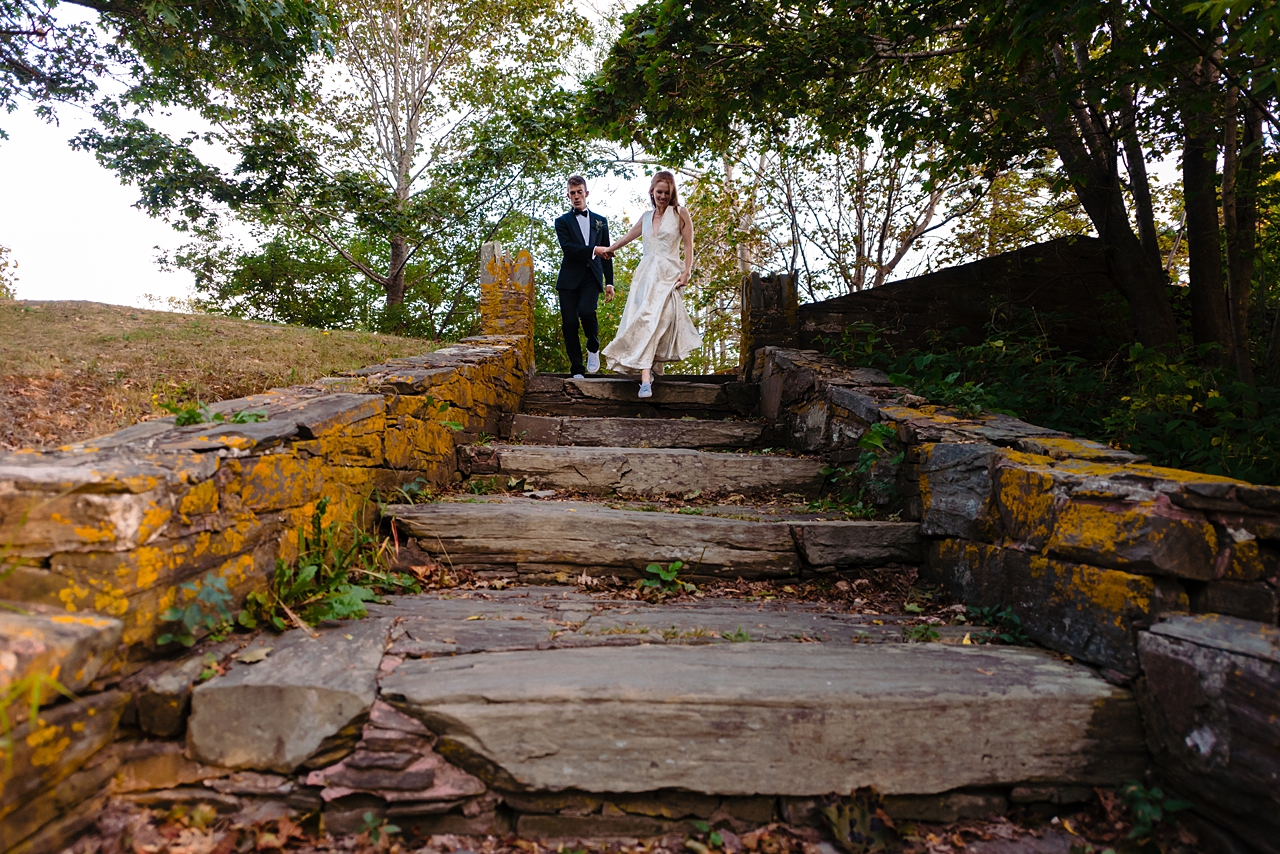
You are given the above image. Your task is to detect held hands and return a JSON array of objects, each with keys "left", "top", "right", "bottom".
[{"left": 593, "top": 246, "right": 615, "bottom": 259}]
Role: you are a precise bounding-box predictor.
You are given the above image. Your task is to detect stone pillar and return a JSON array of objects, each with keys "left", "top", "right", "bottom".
[
  {"left": 740, "top": 271, "right": 799, "bottom": 380},
  {"left": 479, "top": 241, "right": 536, "bottom": 374}
]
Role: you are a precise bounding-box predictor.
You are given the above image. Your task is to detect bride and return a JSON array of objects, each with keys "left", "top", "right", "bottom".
[{"left": 596, "top": 171, "right": 702, "bottom": 398}]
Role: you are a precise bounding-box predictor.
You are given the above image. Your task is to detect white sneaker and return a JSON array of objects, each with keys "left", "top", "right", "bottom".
[
  {"left": 638, "top": 381, "right": 653, "bottom": 399},
  {"left": 586, "top": 350, "right": 600, "bottom": 373},
  {"left": 572, "top": 373, "right": 585, "bottom": 379}
]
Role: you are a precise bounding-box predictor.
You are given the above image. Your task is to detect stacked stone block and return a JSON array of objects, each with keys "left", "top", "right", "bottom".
[{"left": 0, "top": 242, "right": 535, "bottom": 851}]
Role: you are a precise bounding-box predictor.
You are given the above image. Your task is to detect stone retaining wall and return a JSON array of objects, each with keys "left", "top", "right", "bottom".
[
  {"left": 752, "top": 344, "right": 1280, "bottom": 849},
  {"left": 0, "top": 243, "right": 535, "bottom": 852}
]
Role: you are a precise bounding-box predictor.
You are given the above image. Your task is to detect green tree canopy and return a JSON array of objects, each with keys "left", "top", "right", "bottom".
[
  {"left": 0, "top": 0, "right": 334, "bottom": 133},
  {"left": 583, "top": 0, "right": 1277, "bottom": 373}
]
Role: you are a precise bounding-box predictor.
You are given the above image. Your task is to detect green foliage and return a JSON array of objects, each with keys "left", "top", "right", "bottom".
[
  {"left": 1, "top": 0, "right": 332, "bottom": 134},
  {"left": 0, "top": 245, "right": 16, "bottom": 299},
  {"left": 829, "top": 314, "right": 1280, "bottom": 485},
  {"left": 640, "top": 560, "right": 696, "bottom": 595},
  {"left": 157, "top": 576, "right": 236, "bottom": 647},
  {"left": 722, "top": 626, "right": 751, "bottom": 643},
  {"left": 811, "top": 422, "right": 903, "bottom": 516},
  {"left": 157, "top": 401, "right": 268, "bottom": 427},
  {"left": 1117, "top": 781, "right": 1191, "bottom": 839},
  {"left": 968, "top": 606, "right": 1031, "bottom": 646},
  {"left": 242, "top": 498, "right": 416, "bottom": 631},
  {"left": 818, "top": 788, "right": 895, "bottom": 854},
  {"left": 903, "top": 624, "right": 940, "bottom": 643},
  {"left": 358, "top": 811, "right": 401, "bottom": 842}
]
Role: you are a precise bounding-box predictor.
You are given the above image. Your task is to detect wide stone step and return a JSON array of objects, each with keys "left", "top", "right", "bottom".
[
  {"left": 380, "top": 642, "right": 1146, "bottom": 798},
  {"left": 458, "top": 444, "right": 825, "bottom": 497},
  {"left": 508, "top": 414, "right": 769, "bottom": 449},
  {"left": 522, "top": 375, "right": 758, "bottom": 418},
  {"left": 382, "top": 498, "right": 923, "bottom": 581}
]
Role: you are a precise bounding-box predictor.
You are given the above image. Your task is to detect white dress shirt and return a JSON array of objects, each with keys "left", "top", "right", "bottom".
[{"left": 575, "top": 209, "right": 591, "bottom": 244}]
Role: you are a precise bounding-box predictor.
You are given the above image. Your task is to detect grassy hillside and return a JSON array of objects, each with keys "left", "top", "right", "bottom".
[{"left": 0, "top": 301, "right": 435, "bottom": 451}]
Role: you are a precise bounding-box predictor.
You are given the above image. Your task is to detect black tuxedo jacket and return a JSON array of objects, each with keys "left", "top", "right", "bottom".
[{"left": 555, "top": 209, "right": 613, "bottom": 292}]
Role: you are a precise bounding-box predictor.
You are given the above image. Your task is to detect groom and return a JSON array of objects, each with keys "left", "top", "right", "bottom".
[{"left": 555, "top": 175, "right": 614, "bottom": 378}]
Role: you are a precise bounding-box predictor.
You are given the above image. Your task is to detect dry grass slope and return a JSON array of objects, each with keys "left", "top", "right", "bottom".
[{"left": 0, "top": 300, "right": 436, "bottom": 450}]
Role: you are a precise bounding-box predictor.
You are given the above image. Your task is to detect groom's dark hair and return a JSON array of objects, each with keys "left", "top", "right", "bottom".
[{"left": 567, "top": 174, "right": 587, "bottom": 190}]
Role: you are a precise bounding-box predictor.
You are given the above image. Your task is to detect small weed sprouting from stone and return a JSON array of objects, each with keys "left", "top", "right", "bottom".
[
  {"left": 156, "top": 576, "right": 236, "bottom": 647},
  {"left": 968, "top": 605, "right": 1032, "bottom": 645},
  {"left": 639, "top": 560, "right": 697, "bottom": 597},
  {"left": 722, "top": 625, "right": 751, "bottom": 643},
  {"left": 155, "top": 397, "right": 267, "bottom": 427},
  {"left": 1116, "top": 781, "right": 1192, "bottom": 839},
  {"left": 242, "top": 498, "right": 419, "bottom": 632},
  {"left": 903, "top": 624, "right": 940, "bottom": 643},
  {"left": 810, "top": 422, "right": 902, "bottom": 518}
]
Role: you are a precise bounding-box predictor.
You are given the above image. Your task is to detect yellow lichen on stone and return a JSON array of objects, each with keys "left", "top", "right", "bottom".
[
  {"left": 230, "top": 452, "right": 324, "bottom": 510},
  {"left": 178, "top": 480, "right": 219, "bottom": 518},
  {"left": 1048, "top": 500, "right": 1218, "bottom": 578},
  {"left": 994, "top": 462, "right": 1057, "bottom": 545}
]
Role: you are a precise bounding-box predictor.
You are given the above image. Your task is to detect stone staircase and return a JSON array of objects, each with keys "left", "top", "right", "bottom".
[{"left": 317, "top": 373, "right": 1152, "bottom": 836}]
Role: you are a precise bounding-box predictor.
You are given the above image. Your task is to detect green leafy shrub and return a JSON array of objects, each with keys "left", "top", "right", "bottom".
[
  {"left": 812, "top": 422, "right": 904, "bottom": 515},
  {"left": 827, "top": 313, "right": 1280, "bottom": 485},
  {"left": 242, "top": 498, "right": 418, "bottom": 631},
  {"left": 158, "top": 576, "right": 236, "bottom": 646},
  {"left": 1117, "top": 781, "right": 1191, "bottom": 839},
  {"left": 968, "top": 605, "right": 1032, "bottom": 645},
  {"left": 640, "top": 560, "right": 697, "bottom": 595}
]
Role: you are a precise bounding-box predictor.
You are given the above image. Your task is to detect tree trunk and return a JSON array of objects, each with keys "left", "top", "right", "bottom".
[
  {"left": 387, "top": 234, "right": 409, "bottom": 306},
  {"left": 1026, "top": 63, "right": 1179, "bottom": 352},
  {"left": 1182, "top": 110, "right": 1234, "bottom": 366},
  {"left": 1224, "top": 102, "right": 1262, "bottom": 384}
]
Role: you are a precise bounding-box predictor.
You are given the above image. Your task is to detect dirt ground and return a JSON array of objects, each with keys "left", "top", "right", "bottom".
[
  {"left": 0, "top": 300, "right": 434, "bottom": 450},
  {"left": 68, "top": 794, "right": 1207, "bottom": 854}
]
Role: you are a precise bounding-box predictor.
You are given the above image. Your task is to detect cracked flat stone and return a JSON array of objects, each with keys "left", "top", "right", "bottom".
[
  {"left": 188, "top": 619, "right": 390, "bottom": 772},
  {"left": 510, "top": 415, "right": 765, "bottom": 449},
  {"left": 468, "top": 444, "right": 825, "bottom": 496},
  {"left": 381, "top": 643, "right": 1145, "bottom": 797}
]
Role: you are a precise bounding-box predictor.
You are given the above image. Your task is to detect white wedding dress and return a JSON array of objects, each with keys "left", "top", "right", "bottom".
[{"left": 602, "top": 208, "right": 702, "bottom": 376}]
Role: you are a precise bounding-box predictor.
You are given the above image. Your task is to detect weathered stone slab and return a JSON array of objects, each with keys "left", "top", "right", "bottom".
[
  {"left": 1139, "top": 616, "right": 1280, "bottom": 853},
  {"left": 570, "top": 378, "right": 726, "bottom": 406},
  {"left": 1190, "top": 580, "right": 1279, "bottom": 623},
  {"left": 280, "top": 393, "right": 386, "bottom": 439},
  {"left": 462, "top": 445, "right": 825, "bottom": 497},
  {"left": 384, "top": 499, "right": 801, "bottom": 580},
  {"left": 918, "top": 443, "right": 1000, "bottom": 540},
  {"left": 522, "top": 375, "right": 753, "bottom": 418},
  {"left": 509, "top": 415, "right": 766, "bottom": 449},
  {"left": 577, "top": 606, "right": 911, "bottom": 644},
  {"left": 791, "top": 521, "right": 923, "bottom": 566},
  {"left": 382, "top": 644, "right": 1144, "bottom": 797},
  {"left": 926, "top": 540, "right": 1188, "bottom": 676},
  {"left": 0, "top": 690, "right": 126, "bottom": 820},
  {"left": 388, "top": 618, "right": 554, "bottom": 658},
  {"left": 1046, "top": 498, "right": 1218, "bottom": 580},
  {"left": 188, "top": 619, "right": 390, "bottom": 772},
  {"left": 0, "top": 610, "right": 122, "bottom": 705}
]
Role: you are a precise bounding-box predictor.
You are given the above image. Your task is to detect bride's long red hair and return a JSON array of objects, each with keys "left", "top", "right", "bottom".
[{"left": 648, "top": 171, "right": 680, "bottom": 209}]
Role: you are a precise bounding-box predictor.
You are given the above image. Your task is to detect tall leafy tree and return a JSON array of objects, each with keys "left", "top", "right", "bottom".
[
  {"left": 582, "top": 0, "right": 1276, "bottom": 366},
  {"left": 79, "top": 0, "right": 602, "bottom": 336}
]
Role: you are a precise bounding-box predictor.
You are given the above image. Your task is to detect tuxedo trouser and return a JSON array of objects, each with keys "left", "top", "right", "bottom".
[{"left": 558, "top": 283, "right": 600, "bottom": 375}]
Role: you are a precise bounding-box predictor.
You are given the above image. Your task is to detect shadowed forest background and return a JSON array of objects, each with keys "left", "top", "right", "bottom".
[{"left": 2, "top": 0, "right": 1279, "bottom": 482}]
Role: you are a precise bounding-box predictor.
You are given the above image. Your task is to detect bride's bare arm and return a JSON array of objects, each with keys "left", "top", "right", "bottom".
[
  {"left": 595, "top": 219, "right": 643, "bottom": 257},
  {"left": 676, "top": 207, "right": 695, "bottom": 287}
]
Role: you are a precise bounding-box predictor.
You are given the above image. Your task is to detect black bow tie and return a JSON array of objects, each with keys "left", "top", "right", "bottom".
[{"left": 574, "top": 210, "right": 589, "bottom": 218}]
